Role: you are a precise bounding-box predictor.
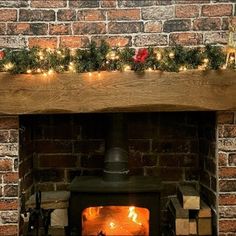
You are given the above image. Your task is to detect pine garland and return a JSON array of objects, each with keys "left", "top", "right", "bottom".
[{"left": 0, "top": 41, "right": 231, "bottom": 75}]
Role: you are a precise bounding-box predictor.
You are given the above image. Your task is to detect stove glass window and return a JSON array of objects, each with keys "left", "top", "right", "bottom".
[{"left": 82, "top": 206, "right": 150, "bottom": 236}]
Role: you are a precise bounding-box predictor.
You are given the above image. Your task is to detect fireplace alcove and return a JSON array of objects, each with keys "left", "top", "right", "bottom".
[{"left": 19, "top": 111, "right": 217, "bottom": 235}]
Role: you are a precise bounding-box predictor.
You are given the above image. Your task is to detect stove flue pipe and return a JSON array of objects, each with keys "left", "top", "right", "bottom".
[{"left": 103, "top": 113, "right": 129, "bottom": 182}]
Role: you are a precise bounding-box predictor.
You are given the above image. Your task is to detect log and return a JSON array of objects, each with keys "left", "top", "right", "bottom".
[
  {"left": 189, "top": 219, "right": 197, "bottom": 235},
  {"left": 197, "top": 218, "right": 212, "bottom": 235},
  {"left": 0, "top": 70, "right": 236, "bottom": 114},
  {"left": 168, "top": 197, "right": 189, "bottom": 235},
  {"left": 51, "top": 209, "right": 68, "bottom": 227},
  {"left": 198, "top": 200, "right": 212, "bottom": 218},
  {"left": 177, "top": 185, "right": 200, "bottom": 210}
]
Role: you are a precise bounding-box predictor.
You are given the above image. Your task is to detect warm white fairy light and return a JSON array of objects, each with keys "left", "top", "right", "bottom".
[
  {"left": 124, "top": 65, "right": 131, "bottom": 71},
  {"left": 106, "top": 51, "right": 117, "bottom": 61},
  {"left": 179, "top": 65, "right": 187, "bottom": 71},
  {"left": 156, "top": 52, "right": 162, "bottom": 61},
  {"left": 46, "top": 48, "right": 52, "bottom": 53},
  {"left": 89, "top": 72, "right": 92, "bottom": 77},
  {"left": 38, "top": 51, "right": 44, "bottom": 60},
  {"left": 169, "top": 52, "right": 175, "bottom": 59},
  {"left": 37, "top": 68, "right": 42, "bottom": 73},
  {"left": 48, "top": 69, "right": 54, "bottom": 75},
  {"left": 222, "top": 64, "right": 227, "bottom": 70},
  {"left": 203, "top": 58, "right": 209, "bottom": 64},
  {"left": 147, "top": 67, "right": 153, "bottom": 72},
  {"left": 27, "top": 69, "right": 32, "bottom": 74},
  {"left": 230, "top": 56, "right": 235, "bottom": 62},
  {"left": 69, "top": 62, "right": 76, "bottom": 72},
  {"left": 70, "top": 49, "right": 76, "bottom": 56},
  {"left": 4, "top": 63, "right": 14, "bottom": 70}
]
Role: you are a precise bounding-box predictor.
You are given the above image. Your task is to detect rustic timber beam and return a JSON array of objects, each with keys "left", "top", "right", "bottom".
[{"left": 0, "top": 70, "right": 235, "bottom": 115}]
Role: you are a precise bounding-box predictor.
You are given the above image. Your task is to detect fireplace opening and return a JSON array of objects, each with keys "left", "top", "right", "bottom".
[
  {"left": 19, "top": 112, "right": 217, "bottom": 235},
  {"left": 82, "top": 206, "right": 149, "bottom": 236}
]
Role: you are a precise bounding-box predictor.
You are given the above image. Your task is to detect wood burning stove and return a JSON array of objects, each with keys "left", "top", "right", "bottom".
[{"left": 69, "top": 114, "right": 161, "bottom": 235}]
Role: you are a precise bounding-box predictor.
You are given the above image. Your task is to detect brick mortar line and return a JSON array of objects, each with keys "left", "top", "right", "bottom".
[
  {"left": 0, "top": 3, "right": 234, "bottom": 10},
  {"left": 219, "top": 218, "right": 236, "bottom": 220},
  {"left": 219, "top": 206, "right": 236, "bottom": 208},
  {"left": 0, "top": 197, "right": 18, "bottom": 199},
  {"left": 219, "top": 191, "right": 236, "bottom": 194},
  {"left": 7, "top": 30, "right": 227, "bottom": 36}
]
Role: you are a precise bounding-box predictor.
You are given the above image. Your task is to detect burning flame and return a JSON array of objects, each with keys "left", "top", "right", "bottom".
[
  {"left": 82, "top": 206, "right": 149, "bottom": 235},
  {"left": 128, "top": 206, "right": 142, "bottom": 225},
  {"left": 85, "top": 206, "right": 101, "bottom": 220},
  {"left": 109, "top": 221, "right": 116, "bottom": 229}
]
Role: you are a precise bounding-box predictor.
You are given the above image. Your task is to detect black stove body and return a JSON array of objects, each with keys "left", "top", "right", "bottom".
[{"left": 69, "top": 114, "right": 161, "bottom": 235}]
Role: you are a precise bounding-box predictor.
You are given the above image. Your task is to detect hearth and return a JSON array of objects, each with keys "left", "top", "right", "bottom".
[{"left": 68, "top": 114, "right": 161, "bottom": 235}]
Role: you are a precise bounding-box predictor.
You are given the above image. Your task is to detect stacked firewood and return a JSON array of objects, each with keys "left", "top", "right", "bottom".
[{"left": 167, "top": 185, "right": 212, "bottom": 236}]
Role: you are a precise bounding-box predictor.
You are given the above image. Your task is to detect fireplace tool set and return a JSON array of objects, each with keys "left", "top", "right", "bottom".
[{"left": 21, "top": 191, "right": 52, "bottom": 236}]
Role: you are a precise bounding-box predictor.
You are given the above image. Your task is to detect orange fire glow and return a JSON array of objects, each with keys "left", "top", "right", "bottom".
[{"left": 82, "top": 206, "right": 149, "bottom": 236}]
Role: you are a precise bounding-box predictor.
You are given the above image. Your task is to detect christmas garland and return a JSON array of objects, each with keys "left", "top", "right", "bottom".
[{"left": 0, "top": 41, "right": 232, "bottom": 75}]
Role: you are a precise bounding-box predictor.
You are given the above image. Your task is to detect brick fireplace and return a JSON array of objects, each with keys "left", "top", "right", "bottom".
[
  {"left": 0, "top": 112, "right": 235, "bottom": 235},
  {"left": 0, "top": 0, "right": 236, "bottom": 235}
]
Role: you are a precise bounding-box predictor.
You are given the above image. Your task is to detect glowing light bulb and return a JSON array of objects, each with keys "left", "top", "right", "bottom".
[
  {"left": 89, "top": 72, "right": 92, "bottom": 77},
  {"left": 222, "top": 64, "right": 227, "bottom": 70},
  {"left": 70, "top": 49, "right": 76, "bottom": 56},
  {"left": 147, "top": 67, "right": 153, "bottom": 72},
  {"left": 27, "top": 69, "right": 32, "bottom": 74},
  {"left": 4, "top": 63, "right": 14, "bottom": 70},
  {"left": 48, "top": 69, "right": 54, "bottom": 75},
  {"left": 156, "top": 52, "right": 162, "bottom": 61},
  {"left": 124, "top": 65, "right": 131, "bottom": 71},
  {"left": 169, "top": 52, "right": 175, "bottom": 59},
  {"left": 179, "top": 66, "right": 187, "bottom": 71},
  {"left": 37, "top": 68, "right": 42, "bottom": 73},
  {"left": 38, "top": 51, "right": 44, "bottom": 60},
  {"left": 230, "top": 56, "right": 235, "bottom": 62},
  {"left": 106, "top": 51, "right": 117, "bottom": 60},
  {"left": 203, "top": 58, "right": 209, "bottom": 64}
]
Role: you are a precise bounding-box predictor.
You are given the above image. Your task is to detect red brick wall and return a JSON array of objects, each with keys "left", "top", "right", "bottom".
[
  {"left": 0, "top": 0, "right": 235, "bottom": 49},
  {"left": 218, "top": 111, "right": 236, "bottom": 235},
  {"left": 0, "top": 116, "right": 19, "bottom": 236}
]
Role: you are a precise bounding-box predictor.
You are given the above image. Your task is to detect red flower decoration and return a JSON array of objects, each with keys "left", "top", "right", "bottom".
[
  {"left": 133, "top": 48, "right": 149, "bottom": 63},
  {"left": 0, "top": 51, "right": 5, "bottom": 60}
]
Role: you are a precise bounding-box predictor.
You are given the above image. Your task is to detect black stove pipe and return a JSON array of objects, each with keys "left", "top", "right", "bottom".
[{"left": 103, "top": 113, "right": 129, "bottom": 182}]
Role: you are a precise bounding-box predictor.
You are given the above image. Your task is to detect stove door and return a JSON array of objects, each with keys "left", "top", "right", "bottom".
[{"left": 82, "top": 206, "right": 149, "bottom": 236}]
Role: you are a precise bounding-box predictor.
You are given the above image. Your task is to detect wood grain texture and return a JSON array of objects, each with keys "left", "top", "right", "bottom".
[
  {"left": 0, "top": 70, "right": 236, "bottom": 114},
  {"left": 177, "top": 185, "right": 200, "bottom": 210}
]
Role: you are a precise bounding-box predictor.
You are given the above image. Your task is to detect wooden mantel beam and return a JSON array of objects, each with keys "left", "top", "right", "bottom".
[{"left": 0, "top": 70, "right": 235, "bottom": 115}]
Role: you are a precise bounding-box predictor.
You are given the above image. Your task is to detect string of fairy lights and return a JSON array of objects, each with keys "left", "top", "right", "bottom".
[{"left": 0, "top": 41, "right": 234, "bottom": 76}]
